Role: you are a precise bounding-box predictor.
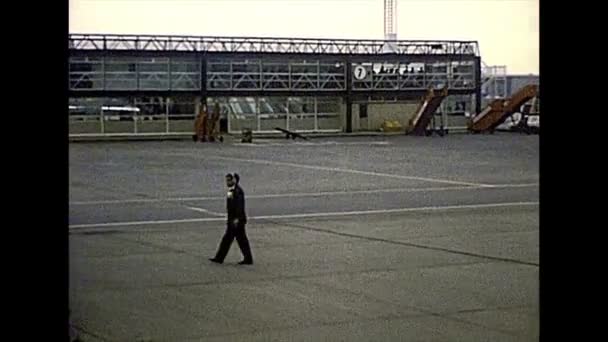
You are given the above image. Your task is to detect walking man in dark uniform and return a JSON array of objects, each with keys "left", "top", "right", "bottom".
[{"left": 210, "top": 173, "right": 254, "bottom": 265}]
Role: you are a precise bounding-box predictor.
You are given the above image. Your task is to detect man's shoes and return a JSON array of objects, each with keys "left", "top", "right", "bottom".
[
  {"left": 237, "top": 260, "right": 253, "bottom": 265},
  {"left": 209, "top": 258, "right": 223, "bottom": 264}
]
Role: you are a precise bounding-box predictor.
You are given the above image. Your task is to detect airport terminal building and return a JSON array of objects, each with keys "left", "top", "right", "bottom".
[{"left": 68, "top": 34, "right": 482, "bottom": 137}]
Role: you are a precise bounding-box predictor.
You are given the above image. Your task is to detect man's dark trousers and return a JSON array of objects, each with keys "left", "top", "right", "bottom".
[{"left": 214, "top": 221, "right": 253, "bottom": 262}]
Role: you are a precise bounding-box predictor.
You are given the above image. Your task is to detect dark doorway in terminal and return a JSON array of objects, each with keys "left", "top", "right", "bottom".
[{"left": 359, "top": 104, "right": 368, "bottom": 118}]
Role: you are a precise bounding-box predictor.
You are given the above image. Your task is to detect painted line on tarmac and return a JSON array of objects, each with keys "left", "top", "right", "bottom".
[
  {"left": 183, "top": 206, "right": 224, "bottom": 216},
  {"left": 70, "top": 183, "right": 538, "bottom": 206},
  {"left": 235, "top": 141, "right": 392, "bottom": 147},
  {"left": 69, "top": 201, "right": 539, "bottom": 230},
  {"left": 206, "top": 155, "right": 493, "bottom": 188}
]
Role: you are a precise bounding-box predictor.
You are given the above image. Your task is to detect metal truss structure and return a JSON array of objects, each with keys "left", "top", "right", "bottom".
[{"left": 69, "top": 34, "right": 479, "bottom": 56}]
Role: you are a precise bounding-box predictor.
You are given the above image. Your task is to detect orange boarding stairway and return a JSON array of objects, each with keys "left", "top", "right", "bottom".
[
  {"left": 406, "top": 86, "right": 449, "bottom": 136},
  {"left": 469, "top": 84, "right": 538, "bottom": 133},
  {"left": 193, "top": 106, "right": 208, "bottom": 141},
  {"left": 193, "top": 103, "right": 223, "bottom": 142}
]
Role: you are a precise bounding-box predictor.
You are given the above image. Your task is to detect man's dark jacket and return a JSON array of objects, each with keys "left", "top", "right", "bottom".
[{"left": 227, "top": 185, "right": 247, "bottom": 224}]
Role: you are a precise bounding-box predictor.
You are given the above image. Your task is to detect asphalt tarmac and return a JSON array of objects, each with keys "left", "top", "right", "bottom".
[{"left": 69, "top": 133, "right": 539, "bottom": 341}]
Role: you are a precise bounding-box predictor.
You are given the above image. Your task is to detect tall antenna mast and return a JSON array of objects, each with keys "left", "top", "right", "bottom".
[{"left": 384, "top": 0, "right": 397, "bottom": 41}]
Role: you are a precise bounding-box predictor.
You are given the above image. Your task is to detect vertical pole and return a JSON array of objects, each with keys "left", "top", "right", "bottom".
[
  {"left": 229, "top": 60, "right": 233, "bottom": 90},
  {"left": 201, "top": 55, "right": 207, "bottom": 96},
  {"left": 259, "top": 59, "right": 263, "bottom": 90},
  {"left": 227, "top": 98, "right": 232, "bottom": 134},
  {"left": 100, "top": 107, "right": 105, "bottom": 134},
  {"left": 441, "top": 101, "right": 447, "bottom": 132},
  {"left": 102, "top": 55, "right": 106, "bottom": 91},
  {"left": 200, "top": 54, "right": 207, "bottom": 133},
  {"left": 133, "top": 100, "right": 138, "bottom": 134},
  {"left": 257, "top": 97, "right": 261, "bottom": 131},
  {"left": 475, "top": 57, "right": 481, "bottom": 115},
  {"left": 165, "top": 96, "right": 169, "bottom": 133},
  {"left": 345, "top": 58, "right": 352, "bottom": 133},
  {"left": 288, "top": 60, "right": 292, "bottom": 90},
  {"left": 286, "top": 97, "right": 290, "bottom": 131},
  {"left": 168, "top": 56, "right": 171, "bottom": 91},
  {"left": 314, "top": 97, "right": 318, "bottom": 131},
  {"left": 136, "top": 58, "right": 140, "bottom": 90},
  {"left": 317, "top": 61, "right": 320, "bottom": 89},
  {"left": 194, "top": 96, "right": 201, "bottom": 116}
]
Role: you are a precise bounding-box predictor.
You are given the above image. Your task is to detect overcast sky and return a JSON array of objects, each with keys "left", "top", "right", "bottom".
[{"left": 69, "top": 0, "right": 538, "bottom": 74}]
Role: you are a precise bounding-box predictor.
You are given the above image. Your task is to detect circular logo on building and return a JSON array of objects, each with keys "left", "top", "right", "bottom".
[{"left": 353, "top": 65, "right": 368, "bottom": 80}]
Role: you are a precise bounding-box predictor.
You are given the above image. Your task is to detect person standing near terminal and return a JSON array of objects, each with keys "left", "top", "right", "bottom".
[{"left": 210, "top": 173, "right": 254, "bottom": 265}]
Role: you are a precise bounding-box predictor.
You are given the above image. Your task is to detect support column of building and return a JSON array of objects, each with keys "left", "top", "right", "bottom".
[
  {"left": 345, "top": 58, "right": 353, "bottom": 133},
  {"left": 475, "top": 57, "right": 482, "bottom": 115}
]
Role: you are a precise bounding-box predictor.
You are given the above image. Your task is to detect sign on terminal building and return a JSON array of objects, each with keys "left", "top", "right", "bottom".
[{"left": 352, "top": 62, "right": 425, "bottom": 81}]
